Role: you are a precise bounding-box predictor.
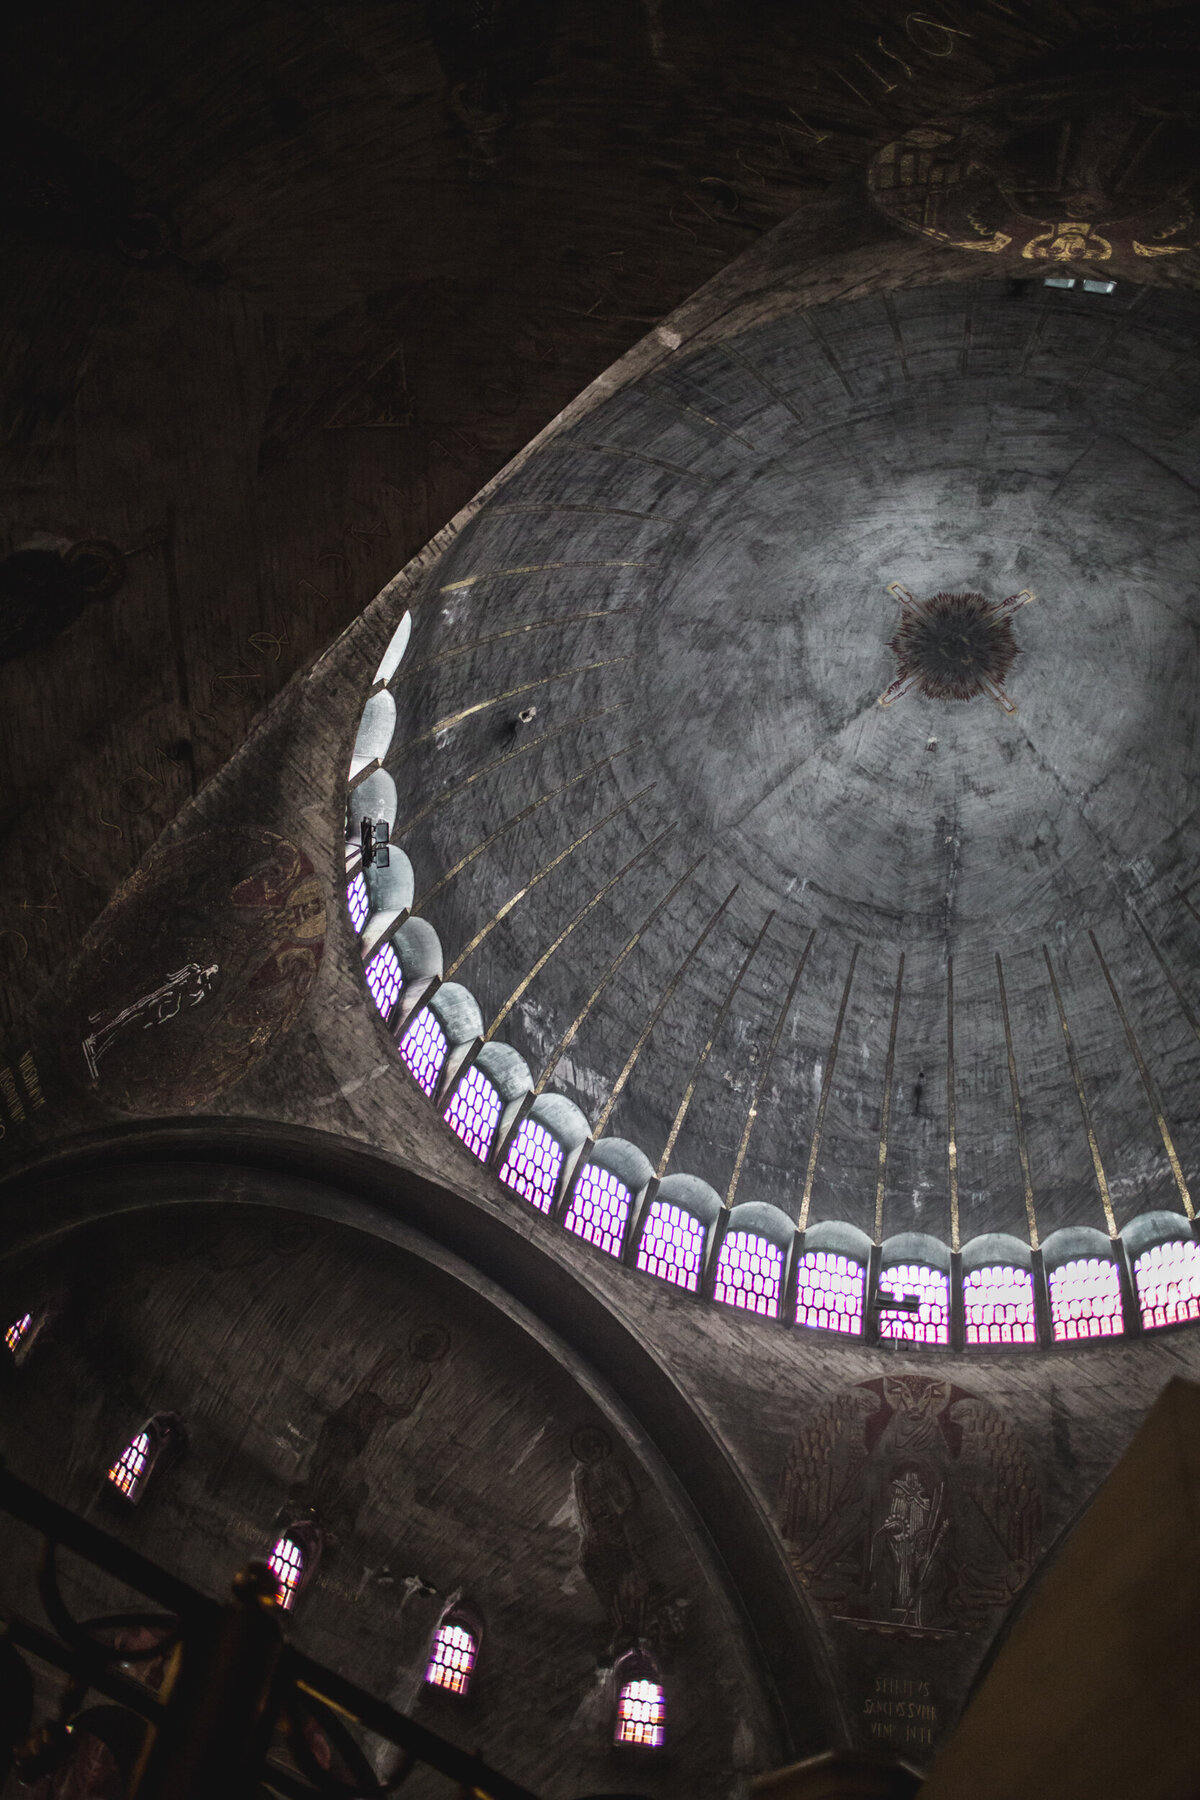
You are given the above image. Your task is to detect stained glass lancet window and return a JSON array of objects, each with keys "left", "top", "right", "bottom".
[
  {"left": 637, "top": 1202, "right": 706, "bottom": 1291},
  {"left": 365, "top": 943, "right": 403, "bottom": 1021},
  {"left": 268, "top": 1534, "right": 306, "bottom": 1611},
  {"left": 877, "top": 1262, "right": 950, "bottom": 1345},
  {"left": 399, "top": 1008, "right": 448, "bottom": 1097},
  {"left": 444, "top": 1065, "right": 503, "bottom": 1161},
  {"left": 4, "top": 1313, "right": 32, "bottom": 1356},
  {"left": 564, "top": 1163, "right": 632, "bottom": 1258},
  {"left": 1048, "top": 1256, "right": 1123, "bottom": 1341},
  {"left": 1135, "top": 1237, "right": 1200, "bottom": 1330},
  {"left": 108, "top": 1431, "right": 152, "bottom": 1501},
  {"left": 346, "top": 872, "right": 370, "bottom": 934},
  {"left": 424, "top": 1620, "right": 478, "bottom": 1696},
  {"left": 795, "top": 1251, "right": 865, "bottom": 1335},
  {"left": 964, "top": 1265, "right": 1037, "bottom": 1345},
  {"left": 714, "top": 1232, "right": 783, "bottom": 1318},
  {"left": 615, "top": 1676, "right": 665, "bottom": 1748},
  {"left": 498, "top": 1117, "right": 563, "bottom": 1213}
]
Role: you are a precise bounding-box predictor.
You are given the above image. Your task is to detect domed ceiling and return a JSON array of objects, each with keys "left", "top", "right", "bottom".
[{"left": 355, "top": 277, "right": 1200, "bottom": 1276}]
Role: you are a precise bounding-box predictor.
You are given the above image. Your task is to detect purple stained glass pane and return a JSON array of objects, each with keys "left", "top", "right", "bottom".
[
  {"left": 1049, "top": 1256, "right": 1123, "bottom": 1342},
  {"left": 795, "top": 1250, "right": 865, "bottom": 1335},
  {"left": 877, "top": 1262, "right": 950, "bottom": 1345},
  {"left": 964, "top": 1265, "right": 1037, "bottom": 1345},
  {"left": 636, "top": 1202, "right": 706, "bottom": 1291},
  {"left": 399, "top": 1007, "right": 448, "bottom": 1097},
  {"left": 444, "top": 1065, "right": 503, "bottom": 1161},
  {"left": 365, "top": 943, "right": 403, "bottom": 1021},
  {"left": 1135, "top": 1237, "right": 1200, "bottom": 1331},
  {"left": 425, "top": 1622, "right": 477, "bottom": 1695},
  {"left": 346, "top": 872, "right": 370, "bottom": 934},
  {"left": 713, "top": 1231, "right": 782, "bottom": 1319},
  {"left": 563, "top": 1163, "right": 631, "bottom": 1258},
  {"left": 499, "top": 1118, "right": 563, "bottom": 1213},
  {"left": 615, "top": 1679, "right": 665, "bottom": 1748}
]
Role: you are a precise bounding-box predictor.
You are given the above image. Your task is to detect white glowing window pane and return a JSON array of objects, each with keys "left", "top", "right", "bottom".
[
  {"left": 365, "top": 943, "right": 403, "bottom": 1020},
  {"left": 4, "top": 1313, "right": 31, "bottom": 1356},
  {"left": 615, "top": 1679, "right": 665, "bottom": 1748},
  {"left": 1135, "top": 1237, "right": 1200, "bottom": 1331},
  {"left": 1048, "top": 1256, "right": 1123, "bottom": 1341},
  {"left": 964, "top": 1265, "right": 1037, "bottom": 1345},
  {"left": 795, "top": 1251, "right": 865, "bottom": 1336},
  {"left": 425, "top": 1621, "right": 477, "bottom": 1695},
  {"left": 444, "top": 1065, "right": 503, "bottom": 1161},
  {"left": 269, "top": 1535, "right": 305, "bottom": 1610},
  {"left": 346, "top": 873, "right": 370, "bottom": 934},
  {"left": 564, "top": 1163, "right": 631, "bottom": 1258},
  {"left": 878, "top": 1262, "right": 950, "bottom": 1345},
  {"left": 714, "top": 1231, "right": 783, "bottom": 1320},
  {"left": 636, "top": 1202, "right": 706, "bottom": 1292},
  {"left": 108, "top": 1431, "right": 151, "bottom": 1499},
  {"left": 399, "top": 1008, "right": 448, "bottom": 1097},
  {"left": 499, "top": 1118, "right": 563, "bottom": 1214}
]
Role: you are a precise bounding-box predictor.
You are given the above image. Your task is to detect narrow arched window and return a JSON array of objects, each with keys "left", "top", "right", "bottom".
[
  {"left": 399, "top": 1006, "right": 448, "bottom": 1097},
  {"left": 964, "top": 1265, "right": 1037, "bottom": 1345},
  {"left": 877, "top": 1262, "right": 950, "bottom": 1345},
  {"left": 268, "top": 1533, "right": 306, "bottom": 1611},
  {"left": 4, "top": 1312, "right": 33, "bottom": 1357},
  {"left": 444, "top": 1065, "right": 503, "bottom": 1161},
  {"left": 106, "top": 1414, "right": 184, "bottom": 1505},
  {"left": 564, "top": 1163, "right": 631, "bottom": 1258},
  {"left": 637, "top": 1202, "right": 706, "bottom": 1291},
  {"left": 1049, "top": 1256, "right": 1123, "bottom": 1340},
  {"left": 613, "top": 1652, "right": 665, "bottom": 1749},
  {"left": 795, "top": 1251, "right": 865, "bottom": 1336},
  {"left": 364, "top": 942, "right": 403, "bottom": 1022},
  {"left": 714, "top": 1231, "right": 783, "bottom": 1319},
  {"left": 424, "top": 1609, "right": 481, "bottom": 1696},
  {"left": 498, "top": 1117, "right": 563, "bottom": 1213},
  {"left": 346, "top": 871, "right": 370, "bottom": 934},
  {"left": 1135, "top": 1236, "right": 1200, "bottom": 1330}
]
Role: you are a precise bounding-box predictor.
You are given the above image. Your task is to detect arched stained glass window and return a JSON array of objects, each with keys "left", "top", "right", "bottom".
[
  {"left": 346, "top": 872, "right": 370, "bottom": 934},
  {"left": 563, "top": 1163, "right": 631, "bottom": 1258},
  {"left": 1049, "top": 1256, "right": 1123, "bottom": 1341},
  {"left": 878, "top": 1263, "right": 950, "bottom": 1345},
  {"left": 424, "top": 1619, "right": 478, "bottom": 1696},
  {"left": 399, "top": 1007, "right": 448, "bottom": 1097},
  {"left": 444, "top": 1065, "right": 503, "bottom": 1161},
  {"left": 498, "top": 1117, "right": 563, "bottom": 1213},
  {"left": 1135, "top": 1236, "right": 1200, "bottom": 1330},
  {"left": 108, "top": 1430, "right": 152, "bottom": 1501},
  {"left": 4, "top": 1312, "right": 32, "bottom": 1356},
  {"left": 637, "top": 1202, "right": 706, "bottom": 1291},
  {"left": 714, "top": 1232, "right": 783, "bottom": 1319},
  {"left": 795, "top": 1251, "right": 865, "bottom": 1335},
  {"left": 964, "top": 1265, "right": 1037, "bottom": 1345},
  {"left": 268, "top": 1534, "right": 306, "bottom": 1611},
  {"left": 615, "top": 1674, "right": 665, "bottom": 1748},
  {"left": 365, "top": 943, "right": 403, "bottom": 1021}
]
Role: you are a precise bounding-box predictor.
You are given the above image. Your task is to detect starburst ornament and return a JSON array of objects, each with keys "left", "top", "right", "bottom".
[{"left": 878, "top": 583, "right": 1035, "bottom": 713}]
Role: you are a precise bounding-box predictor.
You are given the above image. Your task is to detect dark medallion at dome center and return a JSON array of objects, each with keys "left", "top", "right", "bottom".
[{"left": 880, "top": 583, "right": 1035, "bottom": 714}]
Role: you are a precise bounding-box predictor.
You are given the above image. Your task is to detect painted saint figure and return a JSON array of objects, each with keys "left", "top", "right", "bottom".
[
  {"left": 872, "top": 1469, "right": 947, "bottom": 1626},
  {"left": 82, "top": 961, "right": 219, "bottom": 1081}
]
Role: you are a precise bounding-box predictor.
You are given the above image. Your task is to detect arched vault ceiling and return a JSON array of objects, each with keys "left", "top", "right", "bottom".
[{"left": 384, "top": 280, "right": 1200, "bottom": 1250}]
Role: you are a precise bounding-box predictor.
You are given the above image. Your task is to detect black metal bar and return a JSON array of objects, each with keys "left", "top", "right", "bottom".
[{"left": 4, "top": 1612, "right": 167, "bottom": 1723}]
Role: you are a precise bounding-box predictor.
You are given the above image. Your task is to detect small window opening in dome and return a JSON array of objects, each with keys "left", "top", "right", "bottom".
[
  {"left": 1044, "top": 276, "right": 1075, "bottom": 289},
  {"left": 795, "top": 1251, "right": 865, "bottom": 1335},
  {"left": 268, "top": 1534, "right": 306, "bottom": 1611},
  {"left": 564, "top": 1163, "right": 631, "bottom": 1258},
  {"left": 1082, "top": 278, "right": 1116, "bottom": 294},
  {"left": 346, "top": 872, "right": 369, "bottom": 935},
  {"left": 637, "top": 1201, "right": 706, "bottom": 1291},
  {"left": 108, "top": 1431, "right": 152, "bottom": 1501},
  {"left": 714, "top": 1231, "right": 783, "bottom": 1319},
  {"left": 878, "top": 1263, "right": 950, "bottom": 1345},
  {"left": 964, "top": 1265, "right": 1037, "bottom": 1345},
  {"left": 399, "top": 1007, "right": 448, "bottom": 1097},
  {"left": 4, "top": 1312, "right": 32, "bottom": 1356},
  {"left": 498, "top": 1117, "right": 563, "bottom": 1213},
  {"left": 615, "top": 1675, "right": 665, "bottom": 1749},
  {"left": 365, "top": 943, "right": 403, "bottom": 1023},
  {"left": 1134, "top": 1238, "right": 1200, "bottom": 1331},
  {"left": 425, "top": 1619, "right": 478, "bottom": 1696},
  {"left": 1048, "top": 1256, "right": 1123, "bottom": 1341},
  {"left": 444, "top": 1065, "right": 503, "bottom": 1161}
]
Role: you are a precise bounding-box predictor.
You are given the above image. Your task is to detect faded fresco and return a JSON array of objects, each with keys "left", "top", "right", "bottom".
[{"left": 781, "top": 1374, "right": 1040, "bottom": 1640}]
